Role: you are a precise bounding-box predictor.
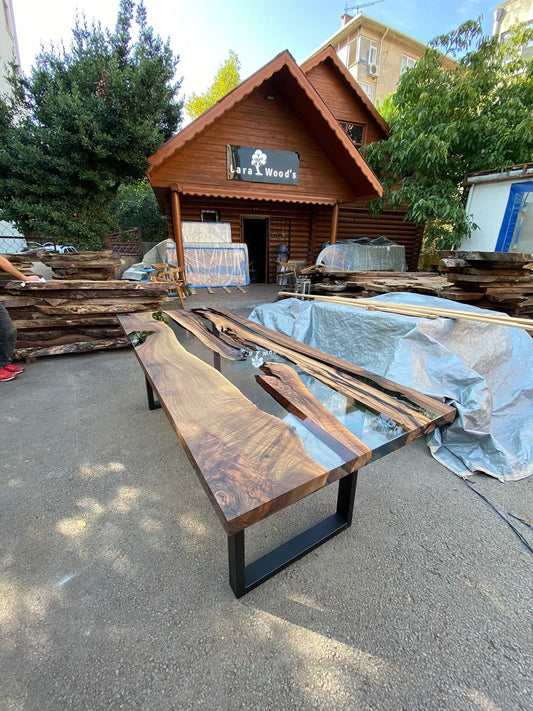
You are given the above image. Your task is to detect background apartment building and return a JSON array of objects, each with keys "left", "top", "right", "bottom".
[
  {"left": 0, "top": 0, "right": 25, "bottom": 251},
  {"left": 0, "top": 0, "right": 18, "bottom": 96},
  {"left": 492, "top": 0, "right": 533, "bottom": 56},
  {"left": 305, "top": 12, "right": 443, "bottom": 105}
]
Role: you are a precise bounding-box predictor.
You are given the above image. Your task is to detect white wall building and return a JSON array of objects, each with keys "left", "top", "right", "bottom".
[
  {"left": 0, "top": 0, "right": 19, "bottom": 96},
  {"left": 461, "top": 165, "right": 533, "bottom": 253},
  {"left": 0, "top": 0, "right": 25, "bottom": 252}
]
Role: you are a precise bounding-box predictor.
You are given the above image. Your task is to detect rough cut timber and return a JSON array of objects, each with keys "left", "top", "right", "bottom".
[
  {"left": 0, "top": 254, "right": 38, "bottom": 283},
  {"left": 438, "top": 251, "right": 533, "bottom": 317},
  {"left": 36, "top": 250, "right": 122, "bottom": 280},
  {"left": 0, "top": 279, "right": 170, "bottom": 359}
]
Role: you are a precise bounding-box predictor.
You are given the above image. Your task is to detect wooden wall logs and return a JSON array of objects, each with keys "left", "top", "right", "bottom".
[{"left": 0, "top": 279, "right": 170, "bottom": 359}]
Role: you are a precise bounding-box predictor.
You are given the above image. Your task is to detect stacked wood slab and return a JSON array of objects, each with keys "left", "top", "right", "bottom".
[
  {"left": 0, "top": 254, "right": 37, "bottom": 284},
  {"left": 0, "top": 280, "right": 170, "bottom": 359},
  {"left": 314, "top": 270, "right": 450, "bottom": 297},
  {"left": 438, "top": 251, "right": 533, "bottom": 316},
  {"left": 37, "top": 250, "right": 121, "bottom": 280}
]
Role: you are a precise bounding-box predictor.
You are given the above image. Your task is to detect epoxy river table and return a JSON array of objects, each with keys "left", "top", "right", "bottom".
[{"left": 118, "top": 307, "right": 456, "bottom": 598}]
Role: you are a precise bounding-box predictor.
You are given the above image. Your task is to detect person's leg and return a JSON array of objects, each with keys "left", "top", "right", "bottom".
[{"left": 0, "top": 303, "right": 17, "bottom": 369}]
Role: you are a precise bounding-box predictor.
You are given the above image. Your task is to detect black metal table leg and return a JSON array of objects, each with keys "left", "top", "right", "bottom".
[
  {"left": 228, "top": 470, "right": 358, "bottom": 598},
  {"left": 145, "top": 376, "right": 161, "bottom": 410}
]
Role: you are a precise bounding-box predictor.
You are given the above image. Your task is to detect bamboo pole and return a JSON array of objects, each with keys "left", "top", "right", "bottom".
[{"left": 278, "top": 292, "right": 533, "bottom": 332}]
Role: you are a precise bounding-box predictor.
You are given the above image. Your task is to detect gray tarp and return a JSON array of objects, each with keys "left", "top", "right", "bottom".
[{"left": 249, "top": 293, "right": 533, "bottom": 482}]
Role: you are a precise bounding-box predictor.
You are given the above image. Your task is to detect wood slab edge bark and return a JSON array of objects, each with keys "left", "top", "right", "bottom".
[
  {"left": 197, "top": 307, "right": 456, "bottom": 421},
  {"left": 118, "top": 312, "right": 330, "bottom": 534}
]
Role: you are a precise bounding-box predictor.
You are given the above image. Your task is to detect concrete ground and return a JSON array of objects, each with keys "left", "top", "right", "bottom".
[{"left": 1, "top": 285, "right": 532, "bottom": 711}]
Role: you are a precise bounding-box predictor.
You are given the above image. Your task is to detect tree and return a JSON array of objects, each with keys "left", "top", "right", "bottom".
[
  {"left": 185, "top": 50, "right": 241, "bottom": 120},
  {"left": 363, "top": 20, "right": 533, "bottom": 249},
  {"left": 0, "top": 0, "right": 182, "bottom": 249},
  {"left": 106, "top": 180, "right": 168, "bottom": 243}
]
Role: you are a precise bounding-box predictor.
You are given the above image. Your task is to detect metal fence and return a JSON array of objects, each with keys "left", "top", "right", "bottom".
[
  {"left": 0, "top": 222, "right": 26, "bottom": 255},
  {"left": 1, "top": 223, "right": 144, "bottom": 257}
]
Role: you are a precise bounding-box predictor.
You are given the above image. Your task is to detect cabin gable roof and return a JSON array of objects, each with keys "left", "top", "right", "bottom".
[
  {"left": 148, "top": 50, "right": 382, "bottom": 204},
  {"left": 300, "top": 45, "right": 389, "bottom": 141}
]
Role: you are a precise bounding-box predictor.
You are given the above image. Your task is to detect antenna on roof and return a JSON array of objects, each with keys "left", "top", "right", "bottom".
[{"left": 345, "top": 0, "right": 385, "bottom": 15}]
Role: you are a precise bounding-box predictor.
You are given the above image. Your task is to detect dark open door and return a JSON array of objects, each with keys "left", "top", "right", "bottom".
[{"left": 242, "top": 217, "right": 269, "bottom": 283}]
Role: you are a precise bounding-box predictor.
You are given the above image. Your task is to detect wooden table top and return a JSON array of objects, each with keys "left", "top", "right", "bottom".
[{"left": 118, "top": 309, "right": 456, "bottom": 535}]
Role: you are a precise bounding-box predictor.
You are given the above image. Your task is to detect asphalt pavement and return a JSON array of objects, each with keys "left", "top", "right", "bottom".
[{"left": 1, "top": 285, "right": 531, "bottom": 710}]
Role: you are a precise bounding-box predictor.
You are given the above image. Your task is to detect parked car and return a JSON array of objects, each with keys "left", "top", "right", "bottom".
[{"left": 23, "top": 242, "right": 78, "bottom": 254}]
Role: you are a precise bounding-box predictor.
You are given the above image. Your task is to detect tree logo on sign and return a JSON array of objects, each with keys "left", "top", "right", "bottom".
[{"left": 251, "top": 149, "right": 267, "bottom": 176}]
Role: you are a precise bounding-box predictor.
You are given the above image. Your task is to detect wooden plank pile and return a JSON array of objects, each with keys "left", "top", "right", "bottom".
[
  {"left": 0, "top": 279, "right": 171, "bottom": 360},
  {"left": 438, "top": 251, "right": 533, "bottom": 316},
  {"left": 37, "top": 250, "right": 122, "bottom": 280},
  {"left": 0, "top": 254, "right": 37, "bottom": 284},
  {"left": 313, "top": 270, "right": 450, "bottom": 298}
]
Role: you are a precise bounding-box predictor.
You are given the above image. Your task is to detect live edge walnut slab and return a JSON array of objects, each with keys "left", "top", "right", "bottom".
[
  {"left": 119, "top": 311, "right": 455, "bottom": 539},
  {"left": 119, "top": 312, "right": 330, "bottom": 534}
]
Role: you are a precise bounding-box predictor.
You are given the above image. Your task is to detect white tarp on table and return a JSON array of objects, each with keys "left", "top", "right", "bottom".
[{"left": 249, "top": 293, "right": 533, "bottom": 482}]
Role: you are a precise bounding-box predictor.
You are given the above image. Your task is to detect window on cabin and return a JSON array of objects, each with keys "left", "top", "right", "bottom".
[
  {"left": 201, "top": 210, "right": 220, "bottom": 222},
  {"left": 339, "top": 121, "right": 365, "bottom": 147}
]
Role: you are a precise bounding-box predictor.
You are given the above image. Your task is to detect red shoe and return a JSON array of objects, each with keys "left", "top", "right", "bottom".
[
  {"left": 0, "top": 367, "right": 16, "bottom": 382},
  {"left": 5, "top": 364, "right": 24, "bottom": 374}
]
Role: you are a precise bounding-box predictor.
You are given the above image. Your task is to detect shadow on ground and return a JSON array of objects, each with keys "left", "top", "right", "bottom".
[{"left": 1, "top": 288, "right": 531, "bottom": 710}]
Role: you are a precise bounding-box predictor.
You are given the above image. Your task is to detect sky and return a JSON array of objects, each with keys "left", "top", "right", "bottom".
[{"left": 12, "top": 0, "right": 499, "bottom": 102}]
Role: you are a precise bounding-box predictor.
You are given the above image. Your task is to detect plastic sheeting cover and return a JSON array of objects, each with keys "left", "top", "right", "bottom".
[
  {"left": 316, "top": 244, "right": 353, "bottom": 270},
  {"left": 166, "top": 245, "right": 249, "bottom": 287},
  {"left": 249, "top": 293, "right": 533, "bottom": 482},
  {"left": 182, "top": 222, "right": 232, "bottom": 244},
  {"left": 317, "top": 240, "right": 407, "bottom": 271}
]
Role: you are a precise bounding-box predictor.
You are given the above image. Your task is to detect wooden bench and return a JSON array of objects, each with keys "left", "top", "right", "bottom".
[{"left": 118, "top": 309, "right": 455, "bottom": 597}]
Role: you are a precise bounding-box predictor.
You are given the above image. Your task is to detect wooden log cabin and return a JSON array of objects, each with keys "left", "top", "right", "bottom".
[{"left": 148, "top": 47, "right": 423, "bottom": 283}]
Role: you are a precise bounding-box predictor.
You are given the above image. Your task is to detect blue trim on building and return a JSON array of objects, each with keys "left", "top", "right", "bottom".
[{"left": 495, "top": 182, "right": 533, "bottom": 251}]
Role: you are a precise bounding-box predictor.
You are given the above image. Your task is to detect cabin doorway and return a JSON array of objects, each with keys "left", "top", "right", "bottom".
[{"left": 242, "top": 216, "right": 269, "bottom": 283}]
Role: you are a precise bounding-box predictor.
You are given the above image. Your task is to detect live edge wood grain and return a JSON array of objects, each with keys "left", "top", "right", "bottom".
[
  {"left": 165, "top": 309, "right": 246, "bottom": 361},
  {"left": 194, "top": 309, "right": 442, "bottom": 434},
  {"left": 198, "top": 307, "right": 455, "bottom": 422},
  {"left": 257, "top": 361, "right": 372, "bottom": 473},
  {"left": 118, "top": 312, "right": 330, "bottom": 534}
]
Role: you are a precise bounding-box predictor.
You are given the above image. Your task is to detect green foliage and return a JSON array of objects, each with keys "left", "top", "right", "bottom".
[
  {"left": 375, "top": 93, "right": 397, "bottom": 124},
  {"left": 0, "top": 0, "right": 182, "bottom": 248},
  {"left": 106, "top": 180, "right": 167, "bottom": 242},
  {"left": 185, "top": 50, "right": 241, "bottom": 120},
  {"left": 363, "top": 20, "right": 533, "bottom": 249}
]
